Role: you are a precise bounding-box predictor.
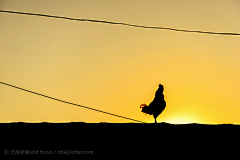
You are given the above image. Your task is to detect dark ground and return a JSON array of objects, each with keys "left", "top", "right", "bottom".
[{"left": 1, "top": 122, "right": 239, "bottom": 157}]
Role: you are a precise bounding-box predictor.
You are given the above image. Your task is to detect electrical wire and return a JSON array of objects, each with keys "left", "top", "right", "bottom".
[
  {"left": 0, "top": 10, "right": 239, "bottom": 36},
  {"left": 0, "top": 81, "right": 145, "bottom": 123}
]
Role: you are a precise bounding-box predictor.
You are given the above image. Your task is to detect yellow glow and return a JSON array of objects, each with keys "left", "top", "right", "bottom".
[
  {"left": 0, "top": 0, "right": 240, "bottom": 124},
  {"left": 165, "top": 117, "right": 198, "bottom": 124}
]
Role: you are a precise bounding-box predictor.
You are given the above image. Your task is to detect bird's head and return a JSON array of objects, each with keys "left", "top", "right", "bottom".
[{"left": 158, "top": 84, "right": 164, "bottom": 92}]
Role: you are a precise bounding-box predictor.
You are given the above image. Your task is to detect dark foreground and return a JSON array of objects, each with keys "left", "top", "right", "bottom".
[{"left": 1, "top": 122, "right": 239, "bottom": 157}]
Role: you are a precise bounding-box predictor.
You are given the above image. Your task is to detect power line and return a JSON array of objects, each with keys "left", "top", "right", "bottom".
[
  {"left": 0, "top": 81, "right": 145, "bottom": 123},
  {"left": 0, "top": 9, "right": 240, "bottom": 36}
]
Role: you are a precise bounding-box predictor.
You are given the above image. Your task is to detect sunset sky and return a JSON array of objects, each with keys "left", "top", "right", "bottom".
[{"left": 1, "top": 0, "right": 240, "bottom": 124}]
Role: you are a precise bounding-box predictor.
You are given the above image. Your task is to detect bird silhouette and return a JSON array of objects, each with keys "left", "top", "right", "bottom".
[{"left": 140, "top": 84, "right": 166, "bottom": 123}]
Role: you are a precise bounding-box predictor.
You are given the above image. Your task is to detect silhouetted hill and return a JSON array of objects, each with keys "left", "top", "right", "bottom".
[{"left": 1, "top": 122, "right": 239, "bottom": 157}]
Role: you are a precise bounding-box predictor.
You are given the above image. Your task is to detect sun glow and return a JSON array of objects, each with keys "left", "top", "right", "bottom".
[{"left": 165, "top": 117, "right": 198, "bottom": 124}]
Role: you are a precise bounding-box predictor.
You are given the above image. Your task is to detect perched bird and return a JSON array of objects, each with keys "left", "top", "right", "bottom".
[{"left": 140, "top": 84, "right": 166, "bottom": 123}]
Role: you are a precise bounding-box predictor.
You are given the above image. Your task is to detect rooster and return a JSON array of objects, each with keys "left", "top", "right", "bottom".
[{"left": 140, "top": 84, "right": 166, "bottom": 123}]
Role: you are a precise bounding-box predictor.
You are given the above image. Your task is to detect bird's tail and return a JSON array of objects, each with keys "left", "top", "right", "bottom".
[{"left": 140, "top": 103, "right": 153, "bottom": 115}]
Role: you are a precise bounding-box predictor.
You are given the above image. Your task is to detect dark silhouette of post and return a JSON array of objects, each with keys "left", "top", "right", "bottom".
[{"left": 140, "top": 84, "right": 166, "bottom": 123}]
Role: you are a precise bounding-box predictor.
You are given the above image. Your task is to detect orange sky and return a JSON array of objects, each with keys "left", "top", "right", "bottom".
[{"left": 1, "top": 0, "right": 240, "bottom": 124}]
